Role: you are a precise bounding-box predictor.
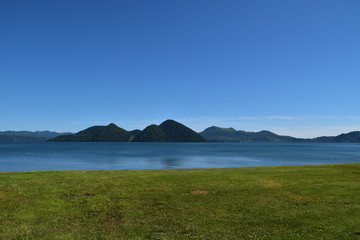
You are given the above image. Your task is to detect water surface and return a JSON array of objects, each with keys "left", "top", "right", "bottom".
[{"left": 0, "top": 142, "right": 359, "bottom": 171}]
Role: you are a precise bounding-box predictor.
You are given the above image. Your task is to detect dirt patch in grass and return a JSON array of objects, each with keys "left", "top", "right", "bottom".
[
  {"left": 283, "top": 191, "right": 307, "bottom": 200},
  {"left": 0, "top": 191, "right": 8, "bottom": 198},
  {"left": 191, "top": 190, "right": 208, "bottom": 195},
  {"left": 0, "top": 191, "right": 24, "bottom": 200},
  {"left": 260, "top": 179, "right": 282, "bottom": 188},
  {"left": 62, "top": 193, "right": 94, "bottom": 198},
  {"left": 281, "top": 191, "right": 320, "bottom": 203}
]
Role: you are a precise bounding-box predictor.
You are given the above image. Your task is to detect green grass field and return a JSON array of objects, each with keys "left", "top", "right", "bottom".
[{"left": 1, "top": 163, "right": 360, "bottom": 239}]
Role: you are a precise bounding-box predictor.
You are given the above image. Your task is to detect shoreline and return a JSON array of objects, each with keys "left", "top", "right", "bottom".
[{"left": 1, "top": 161, "right": 360, "bottom": 173}]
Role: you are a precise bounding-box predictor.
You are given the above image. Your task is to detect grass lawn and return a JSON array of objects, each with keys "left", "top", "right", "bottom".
[{"left": 1, "top": 163, "right": 360, "bottom": 239}]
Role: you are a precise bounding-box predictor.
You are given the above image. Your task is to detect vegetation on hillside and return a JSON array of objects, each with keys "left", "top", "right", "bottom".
[
  {"left": 49, "top": 123, "right": 134, "bottom": 142},
  {"left": 133, "top": 124, "right": 167, "bottom": 142},
  {"left": 200, "top": 126, "right": 302, "bottom": 142},
  {"left": 314, "top": 131, "right": 360, "bottom": 143},
  {"left": 158, "top": 120, "right": 206, "bottom": 142},
  {"left": 49, "top": 120, "right": 206, "bottom": 142},
  {"left": 200, "top": 126, "right": 360, "bottom": 143}
]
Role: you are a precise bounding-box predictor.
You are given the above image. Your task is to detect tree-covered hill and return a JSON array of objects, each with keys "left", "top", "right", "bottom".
[
  {"left": 200, "top": 126, "right": 302, "bottom": 142},
  {"left": 158, "top": 120, "right": 206, "bottom": 142},
  {"left": 48, "top": 123, "right": 134, "bottom": 142},
  {"left": 313, "top": 131, "right": 360, "bottom": 143},
  {"left": 133, "top": 124, "right": 167, "bottom": 142},
  {"left": 48, "top": 120, "right": 206, "bottom": 142}
]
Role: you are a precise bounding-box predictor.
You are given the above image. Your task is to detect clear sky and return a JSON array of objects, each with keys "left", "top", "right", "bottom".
[{"left": 1, "top": 0, "right": 359, "bottom": 138}]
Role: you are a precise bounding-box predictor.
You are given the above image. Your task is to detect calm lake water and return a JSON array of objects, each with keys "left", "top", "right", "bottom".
[{"left": 0, "top": 142, "right": 360, "bottom": 171}]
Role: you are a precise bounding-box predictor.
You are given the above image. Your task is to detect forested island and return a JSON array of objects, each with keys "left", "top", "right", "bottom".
[{"left": 48, "top": 120, "right": 206, "bottom": 142}]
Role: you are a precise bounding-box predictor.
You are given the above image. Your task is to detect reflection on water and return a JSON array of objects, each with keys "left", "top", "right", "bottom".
[
  {"left": 161, "top": 157, "right": 182, "bottom": 168},
  {"left": 0, "top": 142, "right": 360, "bottom": 171}
]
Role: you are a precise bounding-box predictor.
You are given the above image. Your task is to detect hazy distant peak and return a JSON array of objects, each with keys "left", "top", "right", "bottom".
[
  {"left": 258, "top": 130, "right": 276, "bottom": 135},
  {"left": 200, "top": 127, "right": 299, "bottom": 142},
  {"left": 0, "top": 130, "right": 73, "bottom": 142},
  {"left": 204, "top": 126, "right": 237, "bottom": 132}
]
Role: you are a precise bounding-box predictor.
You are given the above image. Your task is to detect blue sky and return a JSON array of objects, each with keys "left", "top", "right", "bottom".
[{"left": 1, "top": 0, "right": 359, "bottom": 137}]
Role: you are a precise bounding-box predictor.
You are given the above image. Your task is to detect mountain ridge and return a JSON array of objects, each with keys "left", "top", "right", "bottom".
[
  {"left": 313, "top": 131, "right": 360, "bottom": 143},
  {"left": 48, "top": 120, "right": 206, "bottom": 142},
  {"left": 3, "top": 123, "right": 359, "bottom": 143},
  {"left": 199, "top": 126, "right": 303, "bottom": 142},
  {"left": 0, "top": 131, "right": 73, "bottom": 142},
  {"left": 200, "top": 126, "right": 360, "bottom": 143},
  {"left": 48, "top": 123, "right": 134, "bottom": 142}
]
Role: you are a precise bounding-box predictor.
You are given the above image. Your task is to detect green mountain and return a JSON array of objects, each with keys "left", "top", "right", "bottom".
[
  {"left": 0, "top": 131, "right": 72, "bottom": 142},
  {"left": 128, "top": 129, "right": 142, "bottom": 142},
  {"left": 159, "top": 120, "right": 206, "bottom": 142},
  {"left": 335, "top": 131, "right": 360, "bottom": 142},
  {"left": 49, "top": 120, "right": 205, "bottom": 142},
  {"left": 48, "top": 123, "right": 134, "bottom": 142},
  {"left": 133, "top": 125, "right": 167, "bottom": 142},
  {"left": 200, "top": 127, "right": 360, "bottom": 143},
  {"left": 134, "top": 120, "right": 205, "bottom": 142},
  {"left": 200, "top": 126, "right": 302, "bottom": 142},
  {"left": 313, "top": 131, "right": 360, "bottom": 143},
  {"left": 134, "top": 120, "right": 206, "bottom": 142}
]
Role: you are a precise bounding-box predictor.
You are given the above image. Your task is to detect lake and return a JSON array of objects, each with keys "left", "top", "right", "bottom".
[{"left": 0, "top": 142, "right": 360, "bottom": 171}]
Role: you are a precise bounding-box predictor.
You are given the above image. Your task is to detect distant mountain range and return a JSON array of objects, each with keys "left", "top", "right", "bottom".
[
  {"left": 199, "top": 126, "right": 302, "bottom": 142},
  {"left": 0, "top": 131, "right": 72, "bottom": 142},
  {"left": 48, "top": 120, "right": 206, "bottom": 142},
  {"left": 199, "top": 126, "right": 360, "bottom": 143},
  {"left": 2, "top": 121, "right": 360, "bottom": 143},
  {"left": 312, "top": 131, "right": 360, "bottom": 143}
]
